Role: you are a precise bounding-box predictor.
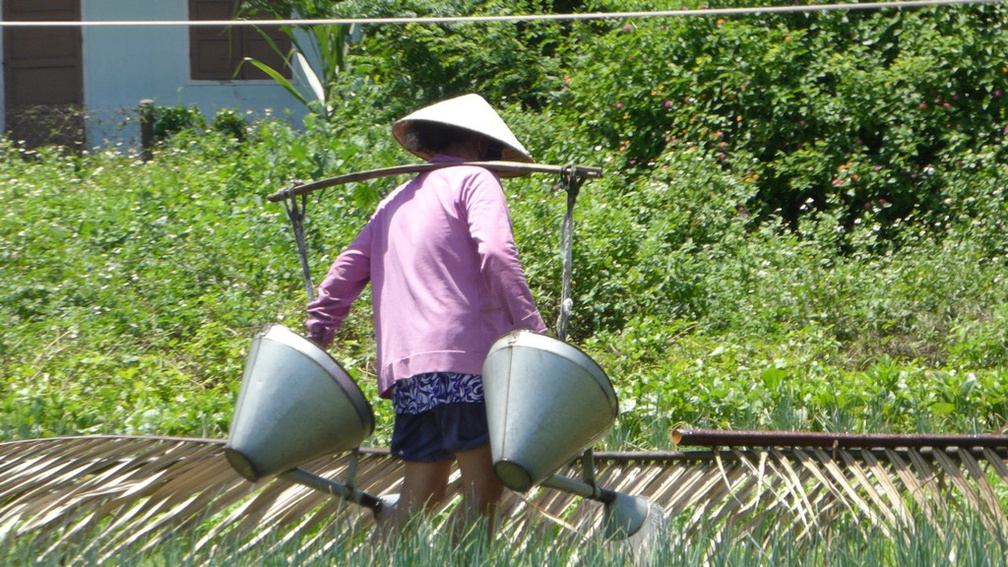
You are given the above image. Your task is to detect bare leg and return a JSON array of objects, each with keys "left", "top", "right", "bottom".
[
  {"left": 376, "top": 459, "right": 452, "bottom": 539},
  {"left": 454, "top": 444, "right": 503, "bottom": 539}
]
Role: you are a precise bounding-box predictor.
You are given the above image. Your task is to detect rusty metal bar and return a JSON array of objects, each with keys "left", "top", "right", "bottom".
[
  {"left": 673, "top": 428, "right": 1008, "bottom": 450},
  {"left": 595, "top": 446, "right": 1008, "bottom": 463},
  {"left": 265, "top": 161, "right": 603, "bottom": 203}
]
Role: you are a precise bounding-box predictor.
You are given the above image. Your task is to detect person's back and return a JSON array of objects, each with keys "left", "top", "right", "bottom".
[{"left": 363, "top": 159, "right": 545, "bottom": 397}]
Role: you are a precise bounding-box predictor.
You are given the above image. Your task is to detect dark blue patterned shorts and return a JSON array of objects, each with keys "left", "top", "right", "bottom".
[{"left": 390, "top": 372, "right": 490, "bottom": 462}]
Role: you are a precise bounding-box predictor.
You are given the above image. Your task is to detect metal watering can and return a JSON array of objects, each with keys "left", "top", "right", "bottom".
[
  {"left": 482, "top": 330, "right": 663, "bottom": 541},
  {"left": 224, "top": 324, "right": 393, "bottom": 515},
  {"left": 225, "top": 324, "right": 661, "bottom": 541}
]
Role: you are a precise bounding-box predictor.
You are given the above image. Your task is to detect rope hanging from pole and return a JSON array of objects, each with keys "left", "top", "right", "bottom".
[
  {"left": 556, "top": 164, "right": 584, "bottom": 343},
  {"left": 282, "top": 189, "right": 316, "bottom": 302}
]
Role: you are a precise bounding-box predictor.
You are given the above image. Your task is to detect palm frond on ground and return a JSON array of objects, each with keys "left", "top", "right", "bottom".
[{"left": 2, "top": 434, "right": 1008, "bottom": 564}]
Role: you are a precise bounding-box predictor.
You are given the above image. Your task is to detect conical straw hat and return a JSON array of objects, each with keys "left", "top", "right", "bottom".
[{"left": 393, "top": 93, "right": 534, "bottom": 163}]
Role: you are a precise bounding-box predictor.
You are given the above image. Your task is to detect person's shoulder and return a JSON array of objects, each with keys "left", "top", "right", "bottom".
[
  {"left": 368, "top": 179, "right": 415, "bottom": 218},
  {"left": 444, "top": 164, "right": 502, "bottom": 187}
]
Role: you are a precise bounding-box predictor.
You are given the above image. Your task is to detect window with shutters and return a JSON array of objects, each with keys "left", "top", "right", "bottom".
[{"left": 189, "top": 0, "right": 291, "bottom": 81}]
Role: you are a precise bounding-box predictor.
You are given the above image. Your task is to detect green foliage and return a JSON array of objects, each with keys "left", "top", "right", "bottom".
[
  {"left": 4, "top": 2, "right": 1008, "bottom": 450},
  {"left": 144, "top": 104, "right": 206, "bottom": 142},
  {"left": 242, "top": 1, "right": 359, "bottom": 119},
  {"left": 211, "top": 109, "right": 252, "bottom": 142},
  {"left": 562, "top": 2, "right": 1008, "bottom": 232},
  {"left": 349, "top": 0, "right": 569, "bottom": 114},
  {"left": 0, "top": 108, "right": 399, "bottom": 439}
]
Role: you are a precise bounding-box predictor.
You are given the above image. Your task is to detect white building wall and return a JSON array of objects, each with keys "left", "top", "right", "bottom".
[{"left": 80, "top": 0, "right": 309, "bottom": 148}]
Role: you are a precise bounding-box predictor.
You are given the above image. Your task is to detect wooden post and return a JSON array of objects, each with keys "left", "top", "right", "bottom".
[{"left": 139, "top": 99, "right": 155, "bottom": 161}]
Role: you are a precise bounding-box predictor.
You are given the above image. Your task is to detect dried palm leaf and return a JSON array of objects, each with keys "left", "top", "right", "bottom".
[{"left": 3, "top": 432, "right": 1008, "bottom": 564}]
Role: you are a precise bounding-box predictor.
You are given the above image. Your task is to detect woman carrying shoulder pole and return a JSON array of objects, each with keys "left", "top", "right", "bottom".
[{"left": 305, "top": 93, "right": 548, "bottom": 538}]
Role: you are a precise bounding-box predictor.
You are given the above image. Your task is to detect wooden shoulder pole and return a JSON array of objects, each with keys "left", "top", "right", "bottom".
[{"left": 266, "top": 161, "right": 603, "bottom": 202}]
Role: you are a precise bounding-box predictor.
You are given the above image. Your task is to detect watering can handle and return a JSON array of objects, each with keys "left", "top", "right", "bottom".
[{"left": 581, "top": 448, "right": 597, "bottom": 487}]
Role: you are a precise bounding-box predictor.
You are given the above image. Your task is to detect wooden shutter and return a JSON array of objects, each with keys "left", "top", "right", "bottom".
[
  {"left": 2, "top": 0, "right": 85, "bottom": 148},
  {"left": 189, "top": 0, "right": 291, "bottom": 80}
]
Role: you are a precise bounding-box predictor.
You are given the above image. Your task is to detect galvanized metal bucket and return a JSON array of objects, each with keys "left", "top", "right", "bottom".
[
  {"left": 225, "top": 324, "right": 374, "bottom": 482},
  {"left": 482, "top": 330, "right": 618, "bottom": 492}
]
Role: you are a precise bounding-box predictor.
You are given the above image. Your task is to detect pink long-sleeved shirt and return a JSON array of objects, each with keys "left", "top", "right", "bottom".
[{"left": 306, "top": 156, "right": 547, "bottom": 398}]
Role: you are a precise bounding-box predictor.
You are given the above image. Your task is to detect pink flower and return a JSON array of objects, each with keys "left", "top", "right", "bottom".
[
  {"left": 623, "top": 24, "right": 633, "bottom": 32},
  {"left": 664, "top": 100, "right": 672, "bottom": 108},
  {"left": 616, "top": 101, "right": 623, "bottom": 110},
  {"left": 995, "top": 90, "right": 1003, "bottom": 98}
]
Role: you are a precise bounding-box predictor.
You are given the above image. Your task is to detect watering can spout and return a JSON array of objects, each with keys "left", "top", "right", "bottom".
[{"left": 482, "top": 331, "right": 666, "bottom": 549}]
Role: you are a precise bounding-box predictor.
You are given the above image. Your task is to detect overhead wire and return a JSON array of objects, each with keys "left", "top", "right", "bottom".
[{"left": 0, "top": 0, "right": 1001, "bottom": 27}]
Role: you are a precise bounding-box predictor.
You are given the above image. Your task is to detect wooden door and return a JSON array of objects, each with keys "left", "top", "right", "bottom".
[{"left": 3, "top": 0, "right": 84, "bottom": 149}]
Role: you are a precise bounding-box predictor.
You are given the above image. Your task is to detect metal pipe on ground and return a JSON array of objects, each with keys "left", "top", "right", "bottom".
[{"left": 673, "top": 428, "right": 1008, "bottom": 450}]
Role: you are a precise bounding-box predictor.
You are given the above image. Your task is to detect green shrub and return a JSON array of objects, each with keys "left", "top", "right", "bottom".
[
  {"left": 563, "top": 2, "right": 1008, "bottom": 232},
  {"left": 145, "top": 103, "right": 207, "bottom": 142}
]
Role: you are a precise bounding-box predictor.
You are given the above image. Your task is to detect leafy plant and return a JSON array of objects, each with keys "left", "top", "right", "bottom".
[
  {"left": 144, "top": 103, "right": 206, "bottom": 142},
  {"left": 347, "top": 0, "right": 568, "bottom": 114},
  {"left": 241, "top": 1, "right": 358, "bottom": 119}
]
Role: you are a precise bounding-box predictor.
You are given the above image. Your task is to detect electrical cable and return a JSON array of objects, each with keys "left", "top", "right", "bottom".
[{"left": 0, "top": 0, "right": 1001, "bottom": 27}]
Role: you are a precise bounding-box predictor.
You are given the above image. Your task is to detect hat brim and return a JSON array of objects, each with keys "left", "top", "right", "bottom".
[
  {"left": 392, "top": 120, "right": 533, "bottom": 164},
  {"left": 392, "top": 94, "right": 534, "bottom": 165}
]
